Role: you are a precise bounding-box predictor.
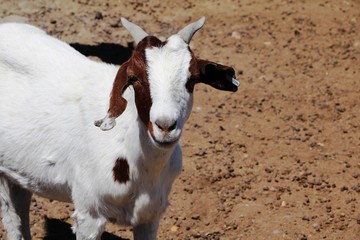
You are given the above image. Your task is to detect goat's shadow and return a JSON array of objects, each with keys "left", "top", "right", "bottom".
[
  {"left": 44, "top": 217, "right": 129, "bottom": 240},
  {"left": 70, "top": 42, "right": 134, "bottom": 65}
]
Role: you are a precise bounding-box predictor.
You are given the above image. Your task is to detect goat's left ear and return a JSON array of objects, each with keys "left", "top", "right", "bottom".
[
  {"left": 94, "top": 61, "right": 132, "bottom": 131},
  {"left": 196, "top": 59, "right": 240, "bottom": 92}
]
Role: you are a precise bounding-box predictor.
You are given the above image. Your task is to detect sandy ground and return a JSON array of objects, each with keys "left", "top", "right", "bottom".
[{"left": 0, "top": 0, "right": 360, "bottom": 239}]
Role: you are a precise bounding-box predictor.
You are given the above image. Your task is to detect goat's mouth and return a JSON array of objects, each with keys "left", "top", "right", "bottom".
[{"left": 152, "top": 137, "right": 179, "bottom": 148}]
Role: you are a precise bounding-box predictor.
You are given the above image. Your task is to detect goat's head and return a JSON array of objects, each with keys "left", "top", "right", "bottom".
[{"left": 95, "top": 17, "right": 240, "bottom": 148}]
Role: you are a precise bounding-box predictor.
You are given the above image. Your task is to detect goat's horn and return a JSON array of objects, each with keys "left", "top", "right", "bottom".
[
  {"left": 121, "top": 17, "right": 148, "bottom": 45},
  {"left": 178, "top": 17, "right": 206, "bottom": 44}
]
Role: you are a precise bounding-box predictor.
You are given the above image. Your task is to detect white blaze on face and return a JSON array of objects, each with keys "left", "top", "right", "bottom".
[{"left": 145, "top": 35, "right": 194, "bottom": 145}]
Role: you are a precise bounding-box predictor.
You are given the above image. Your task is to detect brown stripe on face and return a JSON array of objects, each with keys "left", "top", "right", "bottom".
[
  {"left": 107, "top": 36, "right": 165, "bottom": 127},
  {"left": 113, "top": 158, "right": 130, "bottom": 184},
  {"left": 127, "top": 36, "right": 165, "bottom": 126},
  {"left": 186, "top": 49, "right": 201, "bottom": 93}
]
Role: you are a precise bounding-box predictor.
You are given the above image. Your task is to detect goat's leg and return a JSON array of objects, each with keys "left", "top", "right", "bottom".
[
  {"left": 15, "top": 187, "right": 32, "bottom": 240},
  {"left": 133, "top": 219, "right": 160, "bottom": 240},
  {"left": 0, "top": 176, "right": 32, "bottom": 240},
  {"left": 72, "top": 209, "right": 106, "bottom": 240}
]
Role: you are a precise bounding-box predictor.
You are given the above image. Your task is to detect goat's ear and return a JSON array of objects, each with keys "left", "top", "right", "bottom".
[
  {"left": 94, "top": 62, "right": 131, "bottom": 131},
  {"left": 196, "top": 59, "right": 240, "bottom": 92}
]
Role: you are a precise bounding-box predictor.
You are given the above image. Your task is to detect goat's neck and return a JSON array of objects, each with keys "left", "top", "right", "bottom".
[{"left": 137, "top": 121, "right": 176, "bottom": 177}]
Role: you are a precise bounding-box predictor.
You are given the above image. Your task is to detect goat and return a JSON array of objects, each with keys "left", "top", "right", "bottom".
[{"left": 0, "top": 17, "right": 239, "bottom": 240}]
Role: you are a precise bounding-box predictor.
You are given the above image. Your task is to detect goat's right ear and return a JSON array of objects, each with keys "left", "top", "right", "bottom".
[
  {"left": 196, "top": 59, "right": 240, "bottom": 92},
  {"left": 94, "top": 62, "right": 131, "bottom": 131}
]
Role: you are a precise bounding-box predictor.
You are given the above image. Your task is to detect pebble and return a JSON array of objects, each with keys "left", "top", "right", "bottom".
[
  {"left": 312, "top": 223, "right": 320, "bottom": 231},
  {"left": 231, "top": 31, "right": 241, "bottom": 40},
  {"left": 95, "top": 11, "right": 103, "bottom": 20},
  {"left": 170, "top": 225, "right": 178, "bottom": 232},
  {"left": 263, "top": 41, "right": 272, "bottom": 46},
  {"left": 191, "top": 215, "right": 201, "bottom": 220}
]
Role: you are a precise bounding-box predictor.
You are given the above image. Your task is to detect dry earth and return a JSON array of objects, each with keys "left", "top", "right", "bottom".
[{"left": 1, "top": 0, "right": 360, "bottom": 239}]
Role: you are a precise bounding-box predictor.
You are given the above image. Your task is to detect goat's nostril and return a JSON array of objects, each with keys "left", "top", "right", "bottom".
[
  {"left": 168, "top": 121, "right": 177, "bottom": 131},
  {"left": 155, "top": 121, "right": 164, "bottom": 131},
  {"left": 154, "top": 120, "right": 177, "bottom": 132}
]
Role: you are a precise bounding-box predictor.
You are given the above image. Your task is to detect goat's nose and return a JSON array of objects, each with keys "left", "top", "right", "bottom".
[{"left": 154, "top": 119, "right": 177, "bottom": 132}]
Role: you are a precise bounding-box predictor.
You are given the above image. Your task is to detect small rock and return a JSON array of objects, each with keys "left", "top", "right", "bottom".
[
  {"left": 170, "top": 225, "right": 178, "bottom": 232},
  {"left": 312, "top": 223, "right": 320, "bottom": 231},
  {"left": 194, "top": 106, "right": 201, "bottom": 113},
  {"left": 263, "top": 41, "right": 272, "bottom": 46},
  {"left": 325, "top": 204, "right": 332, "bottom": 212},
  {"left": 231, "top": 31, "right": 241, "bottom": 40},
  {"left": 300, "top": 235, "right": 308, "bottom": 240},
  {"left": 110, "top": 22, "right": 120, "bottom": 28},
  {"left": 95, "top": 11, "right": 103, "bottom": 20},
  {"left": 191, "top": 215, "right": 201, "bottom": 220}
]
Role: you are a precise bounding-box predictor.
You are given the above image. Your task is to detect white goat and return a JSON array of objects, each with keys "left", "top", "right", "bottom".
[{"left": 0, "top": 17, "right": 239, "bottom": 240}]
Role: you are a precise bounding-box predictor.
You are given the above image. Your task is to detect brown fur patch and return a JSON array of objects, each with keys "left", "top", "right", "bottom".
[
  {"left": 186, "top": 50, "right": 201, "bottom": 93},
  {"left": 108, "top": 61, "right": 130, "bottom": 118},
  {"left": 148, "top": 121, "right": 155, "bottom": 140},
  {"left": 107, "top": 36, "right": 165, "bottom": 128},
  {"left": 113, "top": 158, "right": 130, "bottom": 184}
]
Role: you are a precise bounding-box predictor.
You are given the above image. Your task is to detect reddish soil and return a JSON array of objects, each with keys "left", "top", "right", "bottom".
[{"left": 1, "top": 0, "right": 359, "bottom": 239}]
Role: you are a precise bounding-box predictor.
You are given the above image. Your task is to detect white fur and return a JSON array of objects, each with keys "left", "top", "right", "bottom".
[
  {"left": 147, "top": 35, "right": 194, "bottom": 145},
  {"left": 0, "top": 23, "right": 190, "bottom": 240}
]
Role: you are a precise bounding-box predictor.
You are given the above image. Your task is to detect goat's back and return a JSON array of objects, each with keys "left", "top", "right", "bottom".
[{"left": 0, "top": 23, "right": 122, "bottom": 200}]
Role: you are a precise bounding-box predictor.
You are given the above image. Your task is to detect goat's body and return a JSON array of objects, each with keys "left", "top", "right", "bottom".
[
  {"left": 0, "top": 23, "right": 182, "bottom": 239},
  {"left": 0, "top": 17, "right": 238, "bottom": 240}
]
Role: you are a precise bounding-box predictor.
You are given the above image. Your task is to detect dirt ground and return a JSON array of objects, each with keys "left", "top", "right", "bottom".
[{"left": 0, "top": 0, "right": 359, "bottom": 239}]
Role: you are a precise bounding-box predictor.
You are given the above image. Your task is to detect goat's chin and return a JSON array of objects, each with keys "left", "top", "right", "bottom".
[{"left": 149, "top": 133, "right": 180, "bottom": 149}]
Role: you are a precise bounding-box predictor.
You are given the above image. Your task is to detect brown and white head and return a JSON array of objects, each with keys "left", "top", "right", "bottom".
[{"left": 95, "top": 17, "right": 240, "bottom": 148}]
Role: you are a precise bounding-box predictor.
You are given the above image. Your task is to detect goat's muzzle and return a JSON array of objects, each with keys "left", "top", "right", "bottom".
[{"left": 148, "top": 121, "right": 181, "bottom": 148}]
